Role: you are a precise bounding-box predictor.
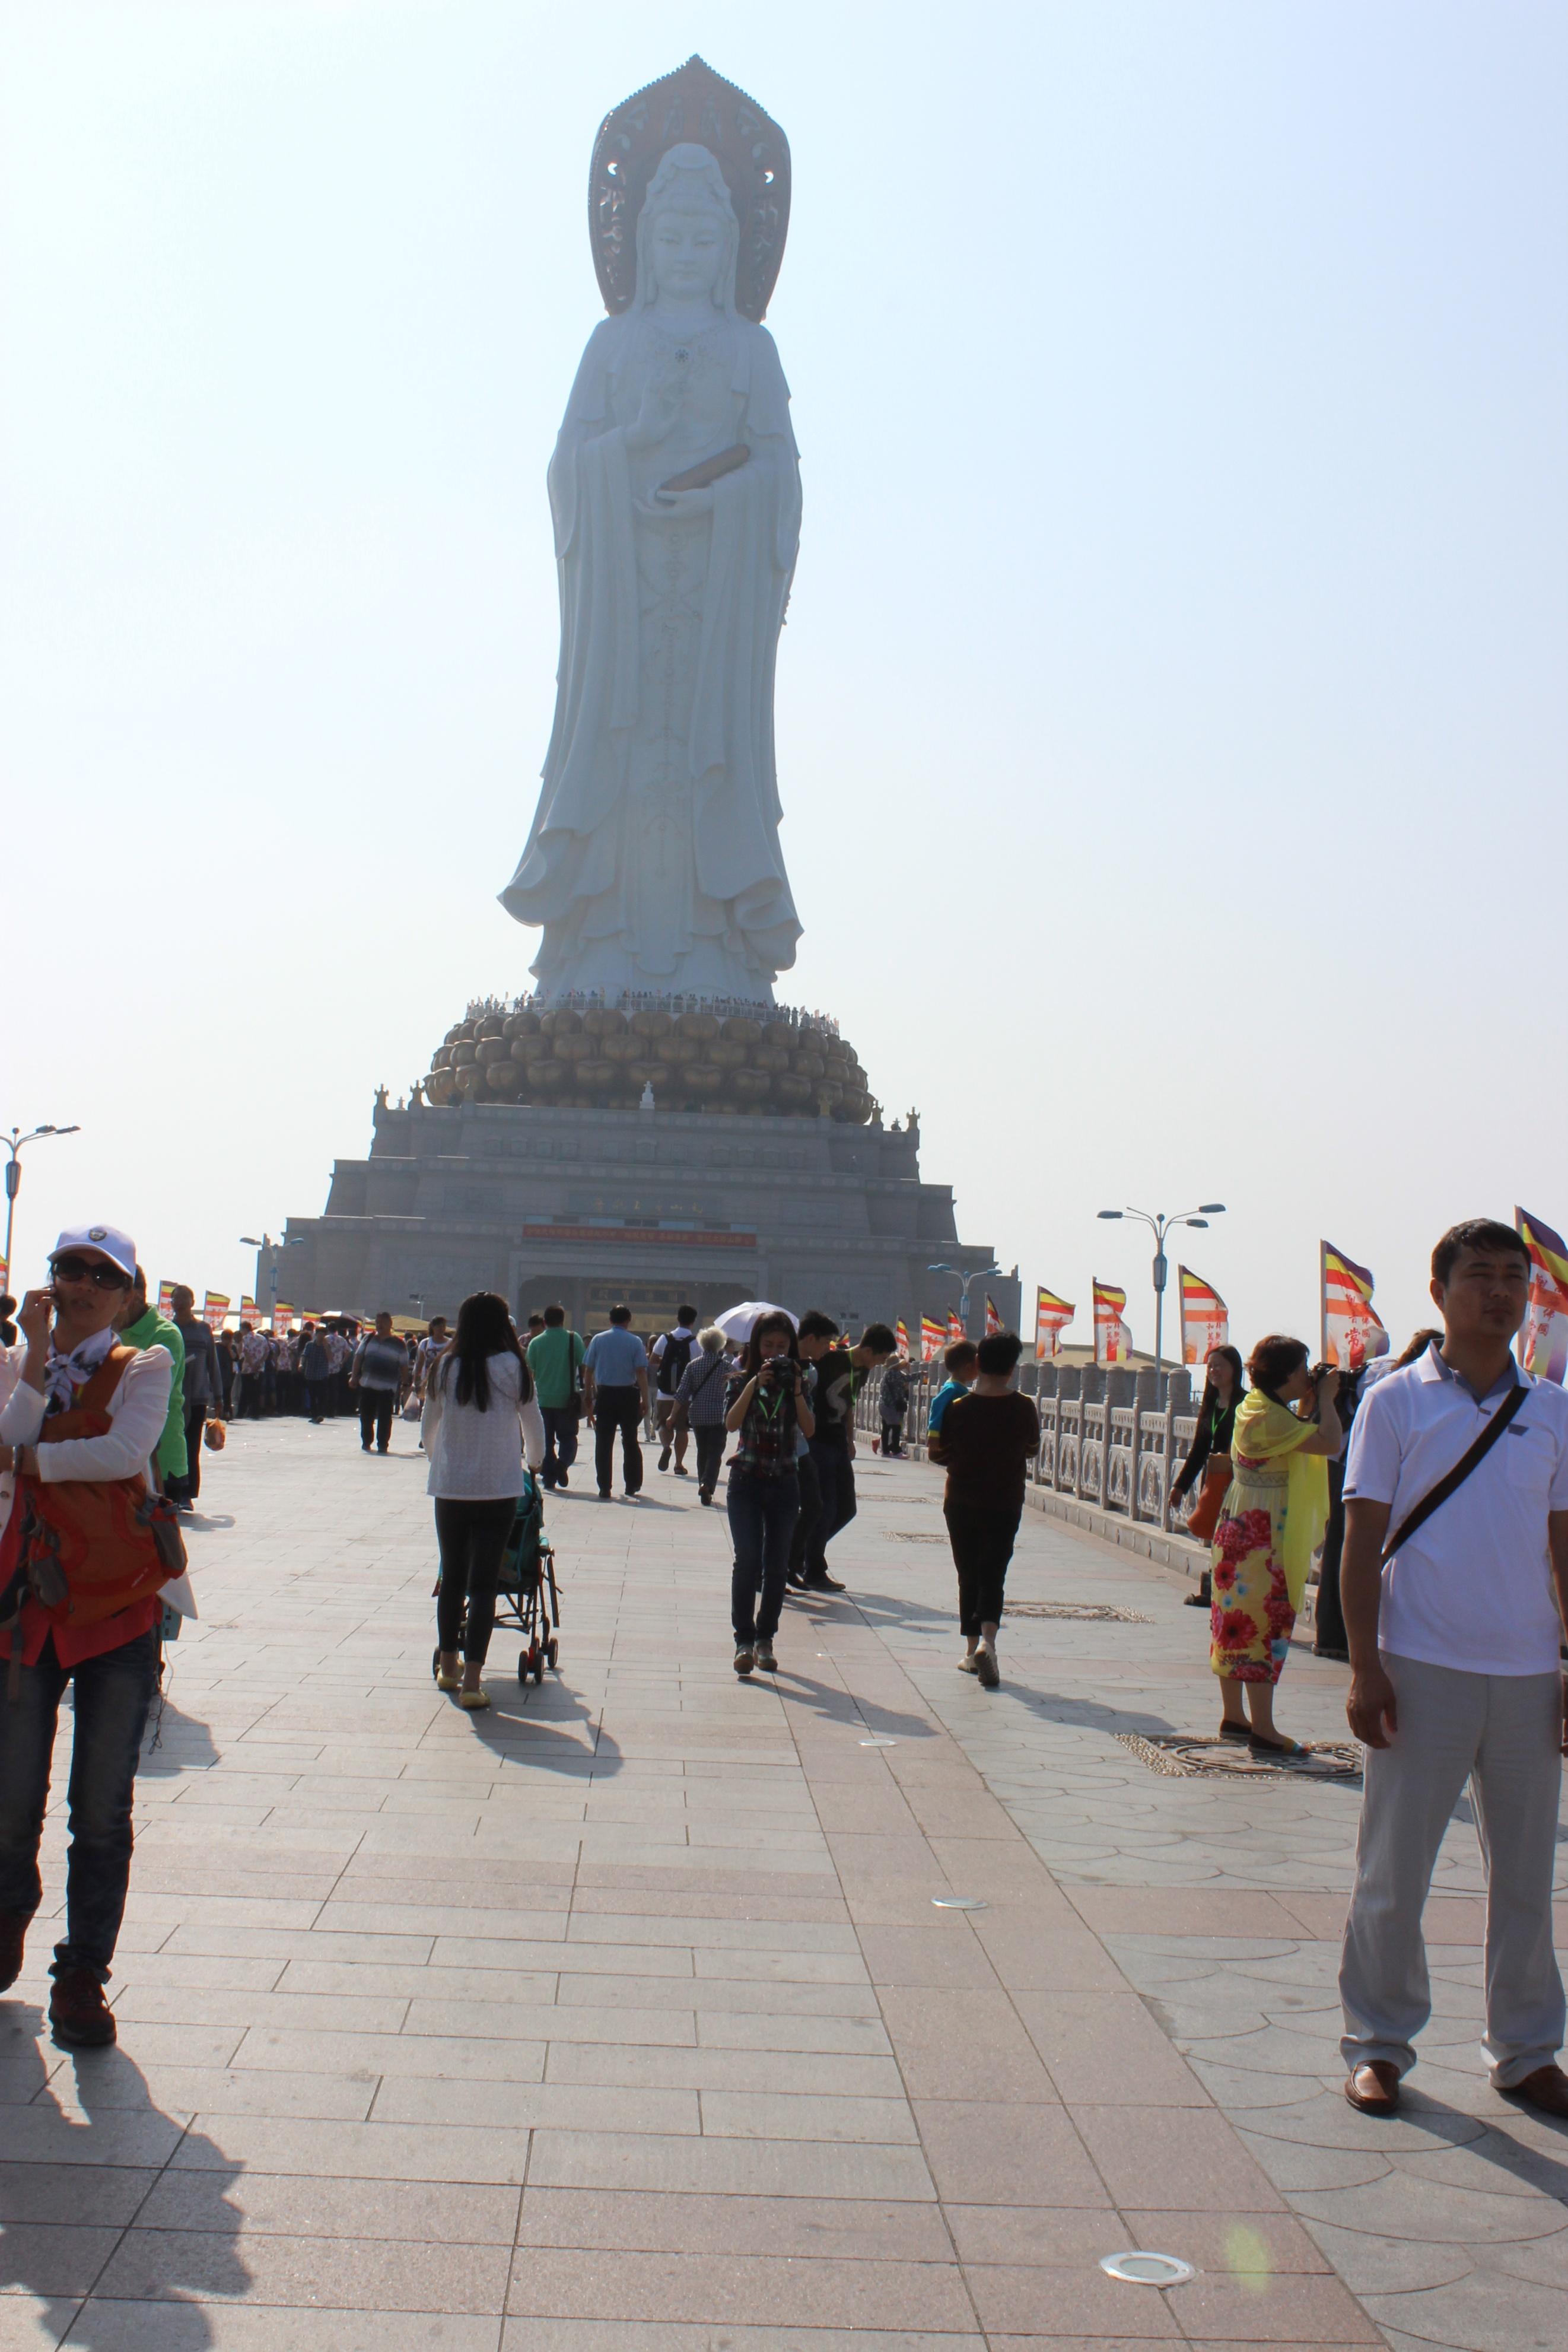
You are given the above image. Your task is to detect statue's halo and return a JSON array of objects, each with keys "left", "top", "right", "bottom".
[{"left": 589, "top": 53, "right": 791, "bottom": 325}]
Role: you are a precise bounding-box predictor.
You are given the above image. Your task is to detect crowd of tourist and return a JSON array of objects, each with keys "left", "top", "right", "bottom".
[{"left": 1, "top": 1212, "right": 1566, "bottom": 2132}]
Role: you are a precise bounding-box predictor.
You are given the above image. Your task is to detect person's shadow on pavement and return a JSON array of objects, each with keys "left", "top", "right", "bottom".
[{"left": 0, "top": 2000, "right": 249, "bottom": 2347}]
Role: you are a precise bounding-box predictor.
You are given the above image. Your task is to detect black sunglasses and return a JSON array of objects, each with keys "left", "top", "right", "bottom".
[{"left": 50, "top": 1254, "right": 133, "bottom": 1291}]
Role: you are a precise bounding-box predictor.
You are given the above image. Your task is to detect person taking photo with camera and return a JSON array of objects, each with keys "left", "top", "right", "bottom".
[
  {"left": 0, "top": 1224, "right": 180, "bottom": 2049},
  {"left": 725, "top": 1312, "right": 814, "bottom": 1676}
]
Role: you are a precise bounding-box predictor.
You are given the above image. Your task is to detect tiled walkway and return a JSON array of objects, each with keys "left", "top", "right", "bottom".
[{"left": 1, "top": 1415, "right": 1563, "bottom": 2348}]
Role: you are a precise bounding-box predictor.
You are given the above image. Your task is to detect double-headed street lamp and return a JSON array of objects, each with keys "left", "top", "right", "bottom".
[
  {"left": 928, "top": 1260, "right": 1001, "bottom": 1336},
  {"left": 1095, "top": 1204, "right": 1226, "bottom": 1375},
  {"left": 4, "top": 1123, "right": 82, "bottom": 1286}
]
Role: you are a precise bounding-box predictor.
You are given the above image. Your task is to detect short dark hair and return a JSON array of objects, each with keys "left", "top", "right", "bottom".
[
  {"left": 526, "top": 1312, "right": 546, "bottom": 1330},
  {"left": 171, "top": 1282, "right": 194, "bottom": 1312},
  {"left": 678, "top": 1302, "right": 696, "bottom": 1322},
  {"left": 543, "top": 1304, "right": 565, "bottom": 1327},
  {"left": 1431, "top": 1219, "right": 1529, "bottom": 1285},
  {"left": 797, "top": 1310, "right": 839, "bottom": 1342},
  {"left": 609, "top": 1302, "right": 632, "bottom": 1326},
  {"left": 944, "top": 1337, "right": 979, "bottom": 1373},
  {"left": 1248, "top": 1333, "right": 1309, "bottom": 1399},
  {"left": 858, "top": 1322, "right": 896, "bottom": 1357},
  {"left": 976, "top": 1330, "right": 1023, "bottom": 1376}
]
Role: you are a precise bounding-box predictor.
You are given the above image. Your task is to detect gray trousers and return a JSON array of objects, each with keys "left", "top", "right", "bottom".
[{"left": 1339, "top": 1652, "right": 1564, "bottom": 2087}]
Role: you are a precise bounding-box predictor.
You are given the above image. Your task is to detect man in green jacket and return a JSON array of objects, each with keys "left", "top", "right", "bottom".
[{"left": 117, "top": 1268, "right": 187, "bottom": 1493}]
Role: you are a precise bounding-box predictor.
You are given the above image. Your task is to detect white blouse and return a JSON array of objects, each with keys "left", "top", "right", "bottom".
[{"left": 422, "top": 1351, "right": 544, "bottom": 1499}]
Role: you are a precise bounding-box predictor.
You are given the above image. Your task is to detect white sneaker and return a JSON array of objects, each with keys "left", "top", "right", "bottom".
[{"left": 958, "top": 1652, "right": 981, "bottom": 1674}]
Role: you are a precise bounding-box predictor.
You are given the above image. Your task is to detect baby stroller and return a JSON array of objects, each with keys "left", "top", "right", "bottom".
[{"left": 430, "top": 1469, "right": 562, "bottom": 1688}]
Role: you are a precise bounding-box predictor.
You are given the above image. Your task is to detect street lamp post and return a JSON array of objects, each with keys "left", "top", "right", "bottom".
[
  {"left": 927, "top": 1260, "right": 1001, "bottom": 1336},
  {"left": 3, "top": 1124, "right": 82, "bottom": 1285},
  {"left": 1095, "top": 1204, "right": 1226, "bottom": 1377},
  {"left": 240, "top": 1235, "right": 279, "bottom": 1324}
]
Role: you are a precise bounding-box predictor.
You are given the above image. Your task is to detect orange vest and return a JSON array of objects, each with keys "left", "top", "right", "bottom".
[{"left": 5, "top": 1345, "right": 176, "bottom": 1630}]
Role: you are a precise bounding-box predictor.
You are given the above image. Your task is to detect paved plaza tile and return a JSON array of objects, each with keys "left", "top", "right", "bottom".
[{"left": 1, "top": 1415, "right": 1563, "bottom": 2348}]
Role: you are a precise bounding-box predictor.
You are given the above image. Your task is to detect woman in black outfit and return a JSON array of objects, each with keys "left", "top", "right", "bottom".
[{"left": 1171, "top": 1345, "right": 1245, "bottom": 1541}]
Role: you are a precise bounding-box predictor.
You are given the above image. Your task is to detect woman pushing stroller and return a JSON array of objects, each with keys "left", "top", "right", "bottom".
[
  {"left": 423, "top": 1293, "right": 544, "bottom": 1711},
  {"left": 726, "top": 1311, "right": 813, "bottom": 1677}
]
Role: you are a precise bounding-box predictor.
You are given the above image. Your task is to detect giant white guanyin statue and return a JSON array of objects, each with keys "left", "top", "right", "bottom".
[{"left": 500, "top": 62, "right": 803, "bottom": 1003}]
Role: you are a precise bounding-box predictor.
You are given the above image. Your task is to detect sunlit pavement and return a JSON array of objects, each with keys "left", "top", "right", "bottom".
[{"left": 3, "top": 1413, "right": 1563, "bottom": 2348}]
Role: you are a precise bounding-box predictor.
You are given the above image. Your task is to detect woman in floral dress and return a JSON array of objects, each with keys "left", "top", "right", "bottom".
[{"left": 1210, "top": 1335, "right": 1342, "bottom": 1753}]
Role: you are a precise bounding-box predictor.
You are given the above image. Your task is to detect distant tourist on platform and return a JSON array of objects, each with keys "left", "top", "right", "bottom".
[
  {"left": 583, "top": 1305, "right": 649, "bottom": 1500},
  {"left": 298, "top": 1325, "right": 333, "bottom": 1423},
  {"left": 414, "top": 1318, "right": 450, "bottom": 1402},
  {"left": 167, "top": 1285, "right": 224, "bottom": 1504},
  {"left": 1338, "top": 1219, "right": 1568, "bottom": 2121},
  {"left": 933, "top": 1330, "right": 1040, "bottom": 1688},
  {"left": 424, "top": 1292, "right": 544, "bottom": 1712},
  {"left": 323, "top": 1321, "right": 353, "bottom": 1415},
  {"left": 726, "top": 1312, "right": 813, "bottom": 1676},
  {"left": 116, "top": 1270, "right": 187, "bottom": 1501},
  {"left": 237, "top": 1321, "right": 269, "bottom": 1418},
  {"left": 1169, "top": 1345, "right": 1245, "bottom": 1543},
  {"left": 793, "top": 1315, "right": 897, "bottom": 1594},
  {"left": 527, "top": 1305, "right": 586, "bottom": 1491},
  {"left": 1210, "top": 1336, "right": 1342, "bottom": 1753},
  {"left": 928, "top": 1338, "right": 978, "bottom": 1441},
  {"left": 878, "top": 1355, "right": 909, "bottom": 1457},
  {"left": 215, "top": 1326, "right": 237, "bottom": 1417},
  {"left": 673, "top": 1326, "right": 733, "bottom": 1504},
  {"left": 349, "top": 1312, "right": 406, "bottom": 1455},
  {"left": 0, "top": 1225, "right": 178, "bottom": 2050},
  {"left": 652, "top": 1307, "right": 698, "bottom": 1475}
]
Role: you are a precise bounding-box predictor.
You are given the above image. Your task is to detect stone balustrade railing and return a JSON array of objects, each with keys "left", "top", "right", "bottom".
[{"left": 857, "top": 1363, "right": 1204, "bottom": 1539}]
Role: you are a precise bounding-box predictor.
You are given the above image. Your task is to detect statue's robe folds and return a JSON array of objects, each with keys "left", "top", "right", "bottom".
[{"left": 500, "top": 310, "right": 803, "bottom": 997}]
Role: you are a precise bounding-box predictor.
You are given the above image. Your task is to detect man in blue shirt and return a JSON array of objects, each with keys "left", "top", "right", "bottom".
[
  {"left": 927, "top": 1338, "right": 979, "bottom": 1452},
  {"left": 583, "top": 1305, "right": 650, "bottom": 1501}
]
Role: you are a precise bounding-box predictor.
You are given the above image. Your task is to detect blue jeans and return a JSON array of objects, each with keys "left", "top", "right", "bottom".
[
  {"left": 727, "top": 1470, "right": 800, "bottom": 1642},
  {"left": 0, "top": 1625, "right": 160, "bottom": 1979}
]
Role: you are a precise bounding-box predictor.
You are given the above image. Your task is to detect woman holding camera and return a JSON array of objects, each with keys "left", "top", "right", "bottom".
[
  {"left": 1210, "top": 1334, "right": 1341, "bottom": 1753},
  {"left": 724, "top": 1312, "right": 813, "bottom": 1676}
]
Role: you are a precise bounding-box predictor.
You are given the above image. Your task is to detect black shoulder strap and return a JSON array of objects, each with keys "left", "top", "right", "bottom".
[{"left": 1381, "top": 1376, "right": 1529, "bottom": 1564}]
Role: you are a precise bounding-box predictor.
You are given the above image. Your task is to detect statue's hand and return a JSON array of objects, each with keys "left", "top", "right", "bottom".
[
  {"left": 626, "top": 370, "right": 685, "bottom": 450},
  {"left": 651, "top": 484, "right": 716, "bottom": 516}
]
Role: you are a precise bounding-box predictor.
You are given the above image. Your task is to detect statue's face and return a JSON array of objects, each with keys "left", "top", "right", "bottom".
[{"left": 648, "top": 204, "right": 726, "bottom": 300}]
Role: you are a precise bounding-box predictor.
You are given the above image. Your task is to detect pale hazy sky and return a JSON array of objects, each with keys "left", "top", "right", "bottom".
[{"left": 4, "top": 1, "right": 1564, "bottom": 1355}]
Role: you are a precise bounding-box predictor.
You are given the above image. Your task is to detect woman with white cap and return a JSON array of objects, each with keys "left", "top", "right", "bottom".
[{"left": 0, "top": 1224, "right": 179, "bottom": 2049}]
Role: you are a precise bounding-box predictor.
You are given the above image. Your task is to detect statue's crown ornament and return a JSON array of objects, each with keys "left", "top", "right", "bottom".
[{"left": 589, "top": 54, "right": 791, "bottom": 324}]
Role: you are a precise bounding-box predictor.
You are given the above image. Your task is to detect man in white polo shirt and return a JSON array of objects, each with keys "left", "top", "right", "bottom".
[{"left": 1338, "top": 1218, "right": 1568, "bottom": 2118}]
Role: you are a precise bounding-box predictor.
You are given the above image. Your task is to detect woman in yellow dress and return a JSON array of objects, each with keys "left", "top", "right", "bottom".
[{"left": 1210, "top": 1335, "right": 1342, "bottom": 1753}]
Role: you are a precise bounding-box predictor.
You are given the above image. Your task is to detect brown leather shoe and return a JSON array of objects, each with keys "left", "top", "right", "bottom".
[
  {"left": 49, "top": 1968, "right": 116, "bottom": 2050},
  {"left": 1344, "top": 2059, "right": 1401, "bottom": 2114},
  {"left": 1504, "top": 2064, "right": 1568, "bottom": 2118}
]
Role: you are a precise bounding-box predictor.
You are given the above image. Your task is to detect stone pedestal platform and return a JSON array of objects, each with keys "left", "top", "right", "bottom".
[{"left": 275, "top": 1095, "right": 1018, "bottom": 1336}]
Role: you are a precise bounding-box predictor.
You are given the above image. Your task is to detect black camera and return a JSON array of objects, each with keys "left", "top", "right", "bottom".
[{"left": 0, "top": 1295, "right": 15, "bottom": 1349}]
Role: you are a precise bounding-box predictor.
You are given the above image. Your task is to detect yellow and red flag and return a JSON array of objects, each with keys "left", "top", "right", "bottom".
[
  {"left": 920, "top": 1315, "right": 944, "bottom": 1362},
  {"left": 271, "top": 1302, "right": 293, "bottom": 1338},
  {"left": 157, "top": 1280, "right": 177, "bottom": 1317},
  {"left": 946, "top": 1309, "right": 965, "bottom": 1344},
  {"left": 984, "top": 1295, "right": 1002, "bottom": 1336},
  {"left": 895, "top": 1318, "right": 910, "bottom": 1359},
  {"left": 1178, "top": 1267, "right": 1228, "bottom": 1363},
  {"left": 1093, "top": 1279, "right": 1131, "bottom": 1365},
  {"left": 1517, "top": 1206, "right": 1568, "bottom": 1384},
  {"left": 1034, "top": 1286, "right": 1074, "bottom": 1359},
  {"left": 1321, "top": 1242, "right": 1389, "bottom": 1371},
  {"left": 202, "top": 1290, "right": 230, "bottom": 1333}
]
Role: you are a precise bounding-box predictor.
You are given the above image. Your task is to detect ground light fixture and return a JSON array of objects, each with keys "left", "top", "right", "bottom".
[
  {"left": 1099, "top": 2252, "right": 1195, "bottom": 2287},
  {"left": 1094, "top": 1204, "right": 1227, "bottom": 1372}
]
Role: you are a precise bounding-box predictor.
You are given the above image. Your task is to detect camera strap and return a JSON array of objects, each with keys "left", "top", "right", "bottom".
[{"left": 1379, "top": 1374, "right": 1528, "bottom": 1565}]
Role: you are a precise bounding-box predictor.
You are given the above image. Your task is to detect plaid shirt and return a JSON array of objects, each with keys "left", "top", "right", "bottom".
[{"left": 726, "top": 1371, "right": 800, "bottom": 1479}]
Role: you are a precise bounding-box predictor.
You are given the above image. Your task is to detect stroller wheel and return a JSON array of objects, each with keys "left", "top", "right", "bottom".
[
  {"left": 532, "top": 1651, "right": 546, "bottom": 1684},
  {"left": 517, "top": 1651, "right": 529, "bottom": 1685},
  {"left": 431, "top": 1647, "right": 440, "bottom": 1680},
  {"left": 548, "top": 1636, "right": 559, "bottom": 1670}
]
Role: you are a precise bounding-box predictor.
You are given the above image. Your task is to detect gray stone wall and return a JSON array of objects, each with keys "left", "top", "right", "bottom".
[{"left": 272, "top": 1096, "right": 1020, "bottom": 1339}]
